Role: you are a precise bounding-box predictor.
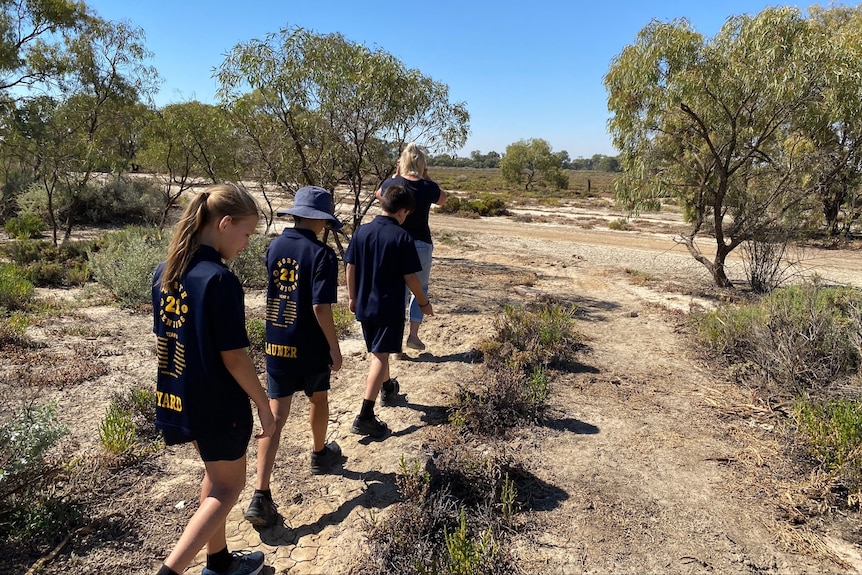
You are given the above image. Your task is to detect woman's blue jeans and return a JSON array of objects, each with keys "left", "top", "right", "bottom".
[{"left": 407, "top": 240, "right": 433, "bottom": 323}]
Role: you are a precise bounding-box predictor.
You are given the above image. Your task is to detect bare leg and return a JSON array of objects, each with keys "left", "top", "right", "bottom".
[
  {"left": 363, "top": 352, "right": 390, "bottom": 402},
  {"left": 254, "top": 396, "right": 292, "bottom": 491},
  {"left": 163, "top": 454, "right": 247, "bottom": 572},
  {"left": 308, "top": 391, "right": 329, "bottom": 452}
]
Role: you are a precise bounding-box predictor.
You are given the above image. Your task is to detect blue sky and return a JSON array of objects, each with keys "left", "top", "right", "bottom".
[{"left": 83, "top": 0, "right": 785, "bottom": 159}]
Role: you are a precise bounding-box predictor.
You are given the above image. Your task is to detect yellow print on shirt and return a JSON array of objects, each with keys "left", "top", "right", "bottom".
[
  {"left": 273, "top": 257, "right": 299, "bottom": 293},
  {"left": 157, "top": 336, "right": 185, "bottom": 378},
  {"left": 156, "top": 390, "right": 183, "bottom": 412},
  {"left": 159, "top": 281, "right": 189, "bottom": 330}
]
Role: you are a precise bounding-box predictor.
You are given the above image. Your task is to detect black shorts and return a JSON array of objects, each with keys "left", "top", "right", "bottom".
[
  {"left": 194, "top": 413, "right": 253, "bottom": 462},
  {"left": 266, "top": 370, "right": 331, "bottom": 399},
  {"left": 360, "top": 319, "right": 404, "bottom": 353}
]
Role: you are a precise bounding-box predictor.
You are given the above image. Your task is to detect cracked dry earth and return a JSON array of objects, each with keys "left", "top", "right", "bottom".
[{"left": 12, "top": 204, "right": 862, "bottom": 574}]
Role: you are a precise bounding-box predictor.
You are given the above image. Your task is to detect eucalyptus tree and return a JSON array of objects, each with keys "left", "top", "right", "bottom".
[
  {"left": 0, "top": 0, "right": 90, "bottom": 95},
  {"left": 216, "top": 25, "right": 468, "bottom": 230},
  {"left": 605, "top": 7, "right": 831, "bottom": 287},
  {"left": 138, "top": 101, "right": 239, "bottom": 228},
  {"left": 803, "top": 5, "right": 862, "bottom": 236},
  {"left": 32, "top": 17, "right": 159, "bottom": 243},
  {"left": 500, "top": 138, "right": 568, "bottom": 191}
]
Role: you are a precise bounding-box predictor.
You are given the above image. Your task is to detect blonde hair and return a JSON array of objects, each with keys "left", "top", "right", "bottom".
[
  {"left": 160, "top": 182, "right": 259, "bottom": 291},
  {"left": 397, "top": 142, "right": 427, "bottom": 178}
]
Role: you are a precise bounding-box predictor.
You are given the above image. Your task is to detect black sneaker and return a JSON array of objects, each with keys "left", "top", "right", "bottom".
[
  {"left": 310, "top": 442, "right": 343, "bottom": 475},
  {"left": 380, "top": 377, "right": 400, "bottom": 406},
  {"left": 243, "top": 493, "right": 278, "bottom": 528},
  {"left": 350, "top": 415, "right": 390, "bottom": 439}
]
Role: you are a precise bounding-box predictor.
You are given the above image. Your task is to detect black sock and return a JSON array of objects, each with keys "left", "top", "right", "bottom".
[
  {"left": 254, "top": 488, "right": 272, "bottom": 501},
  {"left": 206, "top": 546, "right": 232, "bottom": 573},
  {"left": 313, "top": 446, "right": 326, "bottom": 455},
  {"left": 156, "top": 566, "right": 179, "bottom": 575},
  {"left": 360, "top": 398, "right": 376, "bottom": 418}
]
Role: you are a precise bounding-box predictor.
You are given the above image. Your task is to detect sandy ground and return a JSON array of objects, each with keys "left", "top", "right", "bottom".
[{"left": 7, "top": 202, "right": 862, "bottom": 574}]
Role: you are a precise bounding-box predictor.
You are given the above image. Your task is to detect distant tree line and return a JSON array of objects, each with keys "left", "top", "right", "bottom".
[{"left": 429, "top": 149, "right": 621, "bottom": 172}]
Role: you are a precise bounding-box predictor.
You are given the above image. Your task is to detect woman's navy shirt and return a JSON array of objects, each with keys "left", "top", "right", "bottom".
[
  {"left": 152, "top": 245, "right": 252, "bottom": 444},
  {"left": 380, "top": 176, "right": 442, "bottom": 244},
  {"left": 344, "top": 215, "right": 421, "bottom": 323},
  {"left": 265, "top": 227, "right": 338, "bottom": 375}
]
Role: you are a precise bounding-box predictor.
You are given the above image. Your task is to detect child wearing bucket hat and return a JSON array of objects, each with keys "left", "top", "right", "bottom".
[{"left": 244, "top": 186, "right": 345, "bottom": 528}]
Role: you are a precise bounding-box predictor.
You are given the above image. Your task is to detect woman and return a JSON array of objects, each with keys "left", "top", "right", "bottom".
[{"left": 375, "top": 142, "right": 447, "bottom": 351}]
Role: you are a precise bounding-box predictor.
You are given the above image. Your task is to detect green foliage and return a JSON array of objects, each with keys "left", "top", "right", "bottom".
[
  {"left": 793, "top": 397, "right": 862, "bottom": 507},
  {"left": 0, "top": 309, "right": 29, "bottom": 346},
  {"left": 332, "top": 302, "right": 354, "bottom": 338},
  {"left": 1, "top": 239, "right": 93, "bottom": 286},
  {"left": 500, "top": 139, "right": 567, "bottom": 192},
  {"left": 98, "top": 388, "right": 161, "bottom": 457},
  {"left": 228, "top": 234, "right": 268, "bottom": 289},
  {"left": 0, "top": 263, "right": 34, "bottom": 309},
  {"left": 444, "top": 509, "right": 499, "bottom": 575},
  {"left": 98, "top": 403, "right": 137, "bottom": 455},
  {"left": 3, "top": 212, "right": 43, "bottom": 239},
  {"left": 438, "top": 194, "right": 509, "bottom": 217},
  {"left": 88, "top": 226, "right": 166, "bottom": 307},
  {"left": 604, "top": 6, "right": 857, "bottom": 286},
  {"left": 607, "top": 218, "right": 630, "bottom": 231},
  {"left": 694, "top": 281, "right": 862, "bottom": 394},
  {"left": 486, "top": 303, "right": 580, "bottom": 372},
  {"left": 794, "top": 399, "right": 862, "bottom": 472},
  {"left": 0, "top": 402, "right": 80, "bottom": 541}
]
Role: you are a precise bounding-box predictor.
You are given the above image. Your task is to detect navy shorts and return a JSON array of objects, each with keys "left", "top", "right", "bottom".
[
  {"left": 194, "top": 413, "right": 252, "bottom": 462},
  {"left": 267, "top": 370, "right": 331, "bottom": 399},
  {"left": 360, "top": 319, "right": 404, "bottom": 353}
]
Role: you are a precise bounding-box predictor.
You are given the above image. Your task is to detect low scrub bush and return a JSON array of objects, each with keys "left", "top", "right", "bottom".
[
  {"left": 0, "top": 402, "right": 82, "bottom": 542},
  {"left": 794, "top": 398, "right": 862, "bottom": 506},
  {"left": 3, "top": 212, "right": 43, "bottom": 239},
  {"left": 452, "top": 365, "right": 549, "bottom": 435},
  {"left": 229, "top": 234, "right": 269, "bottom": 289},
  {"left": 359, "top": 453, "right": 522, "bottom": 575},
  {"left": 332, "top": 302, "right": 355, "bottom": 338},
  {"left": 482, "top": 302, "right": 580, "bottom": 373},
  {"left": 0, "top": 263, "right": 34, "bottom": 309},
  {"left": 438, "top": 194, "right": 509, "bottom": 217},
  {"left": 88, "top": 227, "right": 167, "bottom": 307},
  {"left": 2, "top": 239, "right": 93, "bottom": 287},
  {"left": 694, "top": 280, "right": 862, "bottom": 395},
  {"left": 98, "top": 388, "right": 161, "bottom": 457}
]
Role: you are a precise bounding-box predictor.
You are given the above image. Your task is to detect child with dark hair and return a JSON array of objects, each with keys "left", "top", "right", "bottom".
[
  {"left": 344, "top": 185, "right": 434, "bottom": 439},
  {"left": 153, "top": 182, "right": 275, "bottom": 575}
]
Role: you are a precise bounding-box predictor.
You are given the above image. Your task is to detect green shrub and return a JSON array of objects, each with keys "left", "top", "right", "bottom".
[
  {"left": 438, "top": 194, "right": 509, "bottom": 217},
  {"left": 98, "top": 388, "right": 161, "bottom": 456},
  {"left": 0, "top": 402, "right": 80, "bottom": 541},
  {"left": 607, "top": 218, "right": 630, "bottom": 231},
  {"left": 444, "top": 509, "right": 500, "bottom": 575},
  {"left": 229, "top": 234, "right": 269, "bottom": 289},
  {"left": 2, "top": 239, "right": 94, "bottom": 287},
  {"left": 794, "top": 398, "right": 862, "bottom": 471},
  {"left": 333, "top": 302, "right": 355, "bottom": 338},
  {"left": 483, "top": 303, "right": 580, "bottom": 372},
  {"left": 0, "top": 263, "right": 34, "bottom": 309},
  {"left": 88, "top": 227, "right": 166, "bottom": 307},
  {"left": 16, "top": 177, "right": 162, "bottom": 226},
  {"left": 99, "top": 403, "right": 137, "bottom": 455},
  {"left": 3, "top": 212, "right": 43, "bottom": 239},
  {"left": 0, "top": 310, "right": 30, "bottom": 347},
  {"left": 694, "top": 280, "right": 862, "bottom": 394}
]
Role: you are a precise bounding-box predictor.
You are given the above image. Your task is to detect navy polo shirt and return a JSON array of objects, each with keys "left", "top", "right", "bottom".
[
  {"left": 152, "top": 245, "right": 252, "bottom": 444},
  {"left": 380, "top": 176, "right": 442, "bottom": 244},
  {"left": 344, "top": 214, "right": 422, "bottom": 323},
  {"left": 265, "top": 227, "right": 338, "bottom": 375}
]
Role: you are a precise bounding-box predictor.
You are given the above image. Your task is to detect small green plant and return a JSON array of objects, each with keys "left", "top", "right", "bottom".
[
  {"left": 794, "top": 398, "right": 862, "bottom": 471},
  {"left": 332, "top": 302, "right": 355, "bottom": 338},
  {"left": 444, "top": 508, "right": 499, "bottom": 575},
  {"left": 527, "top": 366, "right": 551, "bottom": 406},
  {"left": 98, "top": 403, "right": 137, "bottom": 455},
  {"left": 245, "top": 317, "right": 266, "bottom": 371},
  {"left": 607, "top": 217, "right": 630, "bottom": 231},
  {"left": 0, "top": 263, "right": 34, "bottom": 309},
  {"left": 3, "top": 212, "right": 43, "bottom": 239},
  {"left": 499, "top": 472, "right": 517, "bottom": 519},
  {"left": 397, "top": 455, "right": 431, "bottom": 503}
]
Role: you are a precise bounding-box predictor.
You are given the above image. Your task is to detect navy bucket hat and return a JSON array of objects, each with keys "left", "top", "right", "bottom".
[{"left": 277, "top": 186, "right": 343, "bottom": 230}]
